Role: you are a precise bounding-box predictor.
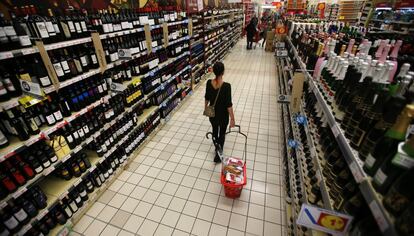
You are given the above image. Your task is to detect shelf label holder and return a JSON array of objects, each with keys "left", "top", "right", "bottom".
[
  {"left": 91, "top": 32, "right": 107, "bottom": 73},
  {"left": 291, "top": 72, "right": 304, "bottom": 113},
  {"left": 144, "top": 24, "right": 153, "bottom": 53},
  {"left": 36, "top": 40, "right": 60, "bottom": 92},
  {"left": 163, "top": 22, "right": 169, "bottom": 48}
]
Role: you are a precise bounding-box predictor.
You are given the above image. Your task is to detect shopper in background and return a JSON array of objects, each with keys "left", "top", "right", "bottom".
[
  {"left": 204, "top": 62, "right": 235, "bottom": 163},
  {"left": 246, "top": 19, "right": 257, "bottom": 50}
]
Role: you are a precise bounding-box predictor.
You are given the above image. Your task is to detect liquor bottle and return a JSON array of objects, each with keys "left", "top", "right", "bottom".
[
  {"left": 17, "top": 196, "right": 38, "bottom": 218},
  {"left": 9, "top": 199, "right": 30, "bottom": 225},
  {"left": 373, "top": 133, "right": 414, "bottom": 194},
  {"left": 395, "top": 202, "right": 414, "bottom": 236},
  {"left": 383, "top": 169, "right": 414, "bottom": 216},
  {"left": 0, "top": 207, "right": 20, "bottom": 233},
  {"left": 363, "top": 105, "right": 414, "bottom": 176},
  {"left": 358, "top": 95, "right": 406, "bottom": 160},
  {"left": 29, "top": 186, "right": 47, "bottom": 209}
]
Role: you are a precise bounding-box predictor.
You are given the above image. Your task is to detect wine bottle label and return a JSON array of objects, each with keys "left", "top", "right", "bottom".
[
  {"left": 109, "top": 136, "right": 114, "bottom": 143},
  {"left": 61, "top": 60, "right": 70, "bottom": 72},
  {"left": 34, "top": 116, "right": 42, "bottom": 126},
  {"left": 4, "top": 216, "right": 19, "bottom": 229},
  {"left": 69, "top": 201, "right": 78, "bottom": 212},
  {"left": 53, "top": 23, "right": 61, "bottom": 34},
  {"left": 66, "top": 135, "right": 74, "bottom": 143},
  {"left": 18, "top": 35, "right": 31, "bottom": 46},
  {"left": 0, "top": 81, "right": 6, "bottom": 96},
  {"left": 83, "top": 125, "right": 89, "bottom": 134},
  {"left": 54, "top": 110, "right": 63, "bottom": 121},
  {"left": 392, "top": 142, "right": 414, "bottom": 169},
  {"left": 81, "top": 21, "right": 87, "bottom": 32},
  {"left": 91, "top": 54, "right": 98, "bottom": 64},
  {"left": 29, "top": 119, "right": 38, "bottom": 131},
  {"left": 35, "top": 22, "right": 50, "bottom": 38},
  {"left": 102, "top": 81, "right": 108, "bottom": 91},
  {"left": 98, "top": 84, "right": 104, "bottom": 93},
  {"left": 80, "top": 56, "right": 88, "bottom": 66},
  {"left": 96, "top": 176, "right": 102, "bottom": 185},
  {"left": 45, "top": 21, "right": 56, "bottom": 35},
  {"left": 121, "top": 22, "right": 129, "bottom": 29},
  {"left": 102, "top": 144, "right": 107, "bottom": 152},
  {"left": 3, "top": 78, "right": 16, "bottom": 92},
  {"left": 80, "top": 190, "right": 87, "bottom": 198},
  {"left": 39, "top": 76, "right": 52, "bottom": 86},
  {"left": 365, "top": 154, "right": 376, "bottom": 168},
  {"left": 78, "top": 129, "right": 85, "bottom": 137},
  {"left": 74, "top": 22, "right": 82, "bottom": 33},
  {"left": 105, "top": 139, "right": 110, "bottom": 147},
  {"left": 61, "top": 22, "right": 71, "bottom": 38},
  {"left": 67, "top": 21, "right": 76, "bottom": 33},
  {"left": 4, "top": 26, "right": 17, "bottom": 36},
  {"left": 43, "top": 160, "right": 51, "bottom": 167},
  {"left": 14, "top": 209, "right": 28, "bottom": 221},
  {"left": 0, "top": 27, "right": 6, "bottom": 37},
  {"left": 64, "top": 206, "right": 72, "bottom": 217},
  {"left": 46, "top": 114, "right": 56, "bottom": 125},
  {"left": 72, "top": 131, "right": 79, "bottom": 140},
  {"left": 74, "top": 59, "right": 83, "bottom": 72},
  {"left": 108, "top": 167, "right": 113, "bottom": 174},
  {"left": 373, "top": 169, "right": 387, "bottom": 185},
  {"left": 34, "top": 166, "right": 43, "bottom": 173},
  {"left": 104, "top": 171, "right": 109, "bottom": 178},
  {"left": 110, "top": 52, "right": 118, "bottom": 62},
  {"left": 50, "top": 155, "right": 58, "bottom": 162},
  {"left": 103, "top": 24, "right": 110, "bottom": 33},
  {"left": 53, "top": 63, "right": 65, "bottom": 77}
]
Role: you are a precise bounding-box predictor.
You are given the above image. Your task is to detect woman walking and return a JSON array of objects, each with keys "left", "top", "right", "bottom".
[
  {"left": 204, "top": 62, "right": 235, "bottom": 163},
  {"left": 245, "top": 19, "right": 257, "bottom": 50}
]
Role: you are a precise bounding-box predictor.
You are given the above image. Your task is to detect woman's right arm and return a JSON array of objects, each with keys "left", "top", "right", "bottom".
[{"left": 205, "top": 81, "right": 210, "bottom": 108}]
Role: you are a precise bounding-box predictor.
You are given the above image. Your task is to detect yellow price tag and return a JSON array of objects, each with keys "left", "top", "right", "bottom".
[
  {"left": 319, "top": 214, "right": 346, "bottom": 231},
  {"left": 132, "top": 76, "right": 141, "bottom": 86},
  {"left": 339, "top": 16, "right": 345, "bottom": 20}
]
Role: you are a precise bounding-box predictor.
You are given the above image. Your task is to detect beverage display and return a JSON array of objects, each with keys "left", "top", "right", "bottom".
[
  {"left": 281, "top": 18, "right": 414, "bottom": 236},
  {"left": 0, "top": 6, "right": 243, "bottom": 235}
]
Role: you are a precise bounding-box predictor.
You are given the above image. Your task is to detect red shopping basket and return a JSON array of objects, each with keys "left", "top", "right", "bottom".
[
  {"left": 206, "top": 125, "right": 248, "bottom": 199},
  {"left": 221, "top": 164, "right": 247, "bottom": 198}
]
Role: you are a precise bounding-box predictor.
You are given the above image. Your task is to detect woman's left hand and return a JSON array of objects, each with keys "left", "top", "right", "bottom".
[{"left": 230, "top": 119, "right": 235, "bottom": 128}]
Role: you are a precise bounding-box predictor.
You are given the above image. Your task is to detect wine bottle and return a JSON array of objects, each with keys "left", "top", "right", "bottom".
[{"left": 363, "top": 105, "right": 414, "bottom": 176}]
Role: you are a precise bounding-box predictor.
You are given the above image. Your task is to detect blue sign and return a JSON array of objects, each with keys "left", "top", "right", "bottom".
[
  {"left": 288, "top": 139, "right": 299, "bottom": 149},
  {"left": 295, "top": 115, "right": 307, "bottom": 125}
]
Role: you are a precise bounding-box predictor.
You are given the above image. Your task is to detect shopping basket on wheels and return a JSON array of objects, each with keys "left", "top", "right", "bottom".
[{"left": 206, "top": 125, "right": 248, "bottom": 198}]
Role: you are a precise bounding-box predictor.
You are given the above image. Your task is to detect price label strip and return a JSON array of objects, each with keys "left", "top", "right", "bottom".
[{"left": 297, "top": 204, "right": 353, "bottom": 235}]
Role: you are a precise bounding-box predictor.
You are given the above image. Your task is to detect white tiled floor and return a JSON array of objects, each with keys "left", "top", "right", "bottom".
[{"left": 72, "top": 41, "right": 284, "bottom": 236}]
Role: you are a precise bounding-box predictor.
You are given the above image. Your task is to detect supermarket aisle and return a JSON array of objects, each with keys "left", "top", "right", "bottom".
[{"left": 72, "top": 41, "right": 284, "bottom": 236}]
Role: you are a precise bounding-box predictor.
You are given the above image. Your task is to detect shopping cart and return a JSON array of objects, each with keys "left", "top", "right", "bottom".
[{"left": 206, "top": 125, "right": 247, "bottom": 198}]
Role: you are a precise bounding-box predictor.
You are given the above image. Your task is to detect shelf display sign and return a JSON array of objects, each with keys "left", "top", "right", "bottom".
[
  {"left": 317, "top": 2, "right": 325, "bottom": 18},
  {"left": 297, "top": 204, "right": 353, "bottom": 235}
]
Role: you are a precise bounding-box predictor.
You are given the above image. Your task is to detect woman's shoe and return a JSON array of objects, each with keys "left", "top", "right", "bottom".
[{"left": 214, "top": 154, "right": 222, "bottom": 163}]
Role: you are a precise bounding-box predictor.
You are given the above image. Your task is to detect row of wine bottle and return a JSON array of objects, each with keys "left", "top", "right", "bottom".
[
  {"left": 0, "top": 105, "right": 161, "bottom": 235},
  {"left": 0, "top": 5, "right": 187, "bottom": 51}
]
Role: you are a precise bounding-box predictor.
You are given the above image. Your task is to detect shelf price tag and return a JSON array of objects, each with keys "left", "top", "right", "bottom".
[
  {"left": 349, "top": 161, "right": 364, "bottom": 183},
  {"left": 369, "top": 201, "right": 389, "bottom": 232},
  {"left": 297, "top": 204, "right": 353, "bottom": 235},
  {"left": 331, "top": 125, "right": 340, "bottom": 138}
]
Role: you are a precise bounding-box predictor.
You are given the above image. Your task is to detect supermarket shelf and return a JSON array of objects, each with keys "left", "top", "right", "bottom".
[
  {"left": 159, "top": 88, "right": 181, "bottom": 109},
  {"left": 0, "top": 47, "right": 38, "bottom": 61},
  {"left": 287, "top": 37, "right": 398, "bottom": 236},
  {"left": 43, "top": 36, "right": 189, "bottom": 94},
  {"left": 16, "top": 105, "right": 159, "bottom": 236}
]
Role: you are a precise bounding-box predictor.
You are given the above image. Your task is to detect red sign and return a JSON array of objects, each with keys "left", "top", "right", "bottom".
[
  {"left": 276, "top": 26, "right": 287, "bottom": 34},
  {"left": 272, "top": 2, "right": 282, "bottom": 9},
  {"left": 317, "top": 3, "right": 325, "bottom": 18}
]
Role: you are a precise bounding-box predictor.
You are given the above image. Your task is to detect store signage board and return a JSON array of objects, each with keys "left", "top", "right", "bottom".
[
  {"left": 297, "top": 204, "right": 353, "bottom": 235},
  {"left": 276, "top": 49, "right": 288, "bottom": 57},
  {"left": 277, "top": 94, "right": 290, "bottom": 103},
  {"left": 276, "top": 42, "right": 285, "bottom": 48},
  {"left": 20, "top": 80, "right": 43, "bottom": 98}
]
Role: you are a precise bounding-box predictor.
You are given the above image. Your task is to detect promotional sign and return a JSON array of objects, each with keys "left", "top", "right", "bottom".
[
  {"left": 317, "top": 2, "right": 326, "bottom": 18},
  {"left": 297, "top": 204, "right": 353, "bottom": 235},
  {"left": 276, "top": 26, "right": 287, "bottom": 35},
  {"left": 272, "top": 1, "right": 282, "bottom": 9}
]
